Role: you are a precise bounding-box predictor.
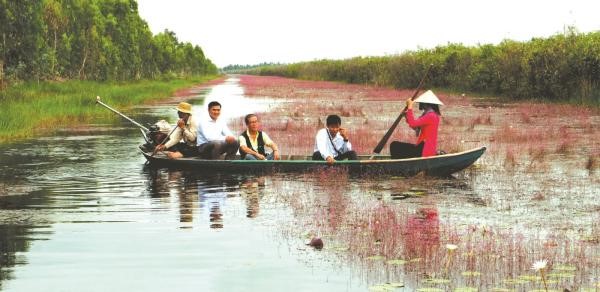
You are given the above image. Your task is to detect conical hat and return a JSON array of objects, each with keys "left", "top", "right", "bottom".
[{"left": 414, "top": 90, "right": 444, "bottom": 105}]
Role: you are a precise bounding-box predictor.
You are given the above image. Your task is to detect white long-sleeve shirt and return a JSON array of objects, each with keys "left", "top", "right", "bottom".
[
  {"left": 313, "top": 128, "right": 352, "bottom": 159},
  {"left": 164, "top": 115, "right": 197, "bottom": 149},
  {"left": 196, "top": 115, "right": 234, "bottom": 145}
]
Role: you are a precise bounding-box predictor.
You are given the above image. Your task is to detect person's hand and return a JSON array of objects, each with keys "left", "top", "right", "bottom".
[
  {"left": 339, "top": 127, "right": 348, "bottom": 140},
  {"left": 255, "top": 153, "right": 266, "bottom": 160},
  {"left": 406, "top": 98, "right": 414, "bottom": 110},
  {"left": 155, "top": 144, "right": 166, "bottom": 151},
  {"left": 273, "top": 151, "right": 280, "bottom": 160},
  {"left": 326, "top": 156, "right": 335, "bottom": 165},
  {"left": 177, "top": 119, "right": 186, "bottom": 128},
  {"left": 225, "top": 136, "right": 236, "bottom": 144}
]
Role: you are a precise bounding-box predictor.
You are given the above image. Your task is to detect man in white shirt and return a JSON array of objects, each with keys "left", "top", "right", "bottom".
[
  {"left": 196, "top": 101, "right": 239, "bottom": 159},
  {"left": 154, "top": 102, "right": 198, "bottom": 159},
  {"left": 312, "top": 114, "right": 358, "bottom": 165}
]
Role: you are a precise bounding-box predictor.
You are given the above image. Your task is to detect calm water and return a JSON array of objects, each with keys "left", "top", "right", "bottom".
[
  {"left": 1, "top": 77, "right": 598, "bottom": 291},
  {"left": 0, "top": 78, "right": 370, "bottom": 292}
]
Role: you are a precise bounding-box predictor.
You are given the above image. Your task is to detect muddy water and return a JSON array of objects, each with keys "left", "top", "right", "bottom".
[{"left": 1, "top": 77, "right": 599, "bottom": 291}]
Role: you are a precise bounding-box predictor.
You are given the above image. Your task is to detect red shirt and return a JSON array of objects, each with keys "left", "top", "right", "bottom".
[{"left": 406, "top": 109, "right": 439, "bottom": 157}]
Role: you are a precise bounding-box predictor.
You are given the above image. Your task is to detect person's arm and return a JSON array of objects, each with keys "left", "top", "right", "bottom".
[
  {"left": 337, "top": 129, "right": 352, "bottom": 153},
  {"left": 406, "top": 110, "right": 435, "bottom": 128},
  {"left": 263, "top": 133, "right": 280, "bottom": 160},
  {"left": 183, "top": 118, "right": 197, "bottom": 143},
  {"left": 163, "top": 127, "right": 182, "bottom": 149},
  {"left": 315, "top": 129, "right": 334, "bottom": 160}
]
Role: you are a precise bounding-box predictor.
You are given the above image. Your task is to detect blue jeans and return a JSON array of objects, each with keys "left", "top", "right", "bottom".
[{"left": 244, "top": 153, "right": 274, "bottom": 160}]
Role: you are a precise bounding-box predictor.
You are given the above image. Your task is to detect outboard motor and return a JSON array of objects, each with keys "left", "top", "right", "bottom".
[{"left": 140, "top": 120, "right": 172, "bottom": 152}]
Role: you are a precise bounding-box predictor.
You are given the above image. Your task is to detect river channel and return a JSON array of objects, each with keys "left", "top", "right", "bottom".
[{"left": 1, "top": 77, "right": 598, "bottom": 291}]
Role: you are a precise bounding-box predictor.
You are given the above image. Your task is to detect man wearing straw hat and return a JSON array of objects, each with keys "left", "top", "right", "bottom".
[
  {"left": 390, "top": 90, "right": 444, "bottom": 158},
  {"left": 155, "top": 102, "right": 198, "bottom": 159}
]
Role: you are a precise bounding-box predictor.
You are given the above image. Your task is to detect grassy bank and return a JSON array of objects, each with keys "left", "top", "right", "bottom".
[{"left": 0, "top": 75, "right": 219, "bottom": 142}]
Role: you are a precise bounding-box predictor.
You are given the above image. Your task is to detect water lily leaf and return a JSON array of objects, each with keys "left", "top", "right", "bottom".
[
  {"left": 517, "top": 275, "right": 541, "bottom": 281},
  {"left": 454, "top": 287, "right": 477, "bottom": 292},
  {"left": 461, "top": 271, "right": 481, "bottom": 277},
  {"left": 503, "top": 278, "right": 529, "bottom": 285},
  {"left": 547, "top": 272, "right": 575, "bottom": 278},
  {"left": 387, "top": 282, "right": 404, "bottom": 288},
  {"left": 331, "top": 246, "right": 349, "bottom": 252},
  {"left": 423, "top": 278, "right": 450, "bottom": 284},
  {"left": 552, "top": 264, "right": 576, "bottom": 271},
  {"left": 367, "top": 255, "right": 385, "bottom": 261},
  {"left": 416, "top": 288, "right": 444, "bottom": 292},
  {"left": 491, "top": 288, "right": 515, "bottom": 292},
  {"left": 410, "top": 258, "right": 422, "bottom": 262},
  {"left": 386, "top": 259, "right": 408, "bottom": 265},
  {"left": 369, "top": 284, "right": 394, "bottom": 291}
]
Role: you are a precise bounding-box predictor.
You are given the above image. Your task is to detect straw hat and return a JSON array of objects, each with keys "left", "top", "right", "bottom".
[
  {"left": 175, "top": 102, "right": 192, "bottom": 114},
  {"left": 414, "top": 90, "right": 444, "bottom": 105}
]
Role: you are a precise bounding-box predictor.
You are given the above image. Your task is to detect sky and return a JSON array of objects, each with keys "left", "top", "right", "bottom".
[{"left": 136, "top": 0, "right": 599, "bottom": 68}]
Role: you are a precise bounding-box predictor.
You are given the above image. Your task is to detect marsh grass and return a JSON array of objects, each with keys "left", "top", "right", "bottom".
[{"left": 0, "top": 75, "right": 218, "bottom": 141}]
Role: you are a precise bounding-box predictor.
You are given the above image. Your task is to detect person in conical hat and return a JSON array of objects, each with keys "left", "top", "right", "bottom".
[
  {"left": 154, "top": 101, "right": 198, "bottom": 159},
  {"left": 390, "top": 90, "right": 443, "bottom": 158}
]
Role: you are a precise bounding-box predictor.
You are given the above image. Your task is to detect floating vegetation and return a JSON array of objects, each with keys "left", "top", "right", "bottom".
[
  {"left": 552, "top": 264, "right": 576, "bottom": 271},
  {"left": 369, "top": 282, "right": 404, "bottom": 291},
  {"left": 453, "top": 287, "right": 478, "bottom": 292},
  {"left": 416, "top": 288, "right": 444, "bottom": 292},
  {"left": 422, "top": 278, "right": 451, "bottom": 285},
  {"left": 461, "top": 271, "right": 481, "bottom": 277},
  {"left": 367, "top": 255, "right": 386, "bottom": 261},
  {"left": 386, "top": 259, "right": 408, "bottom": 265}
]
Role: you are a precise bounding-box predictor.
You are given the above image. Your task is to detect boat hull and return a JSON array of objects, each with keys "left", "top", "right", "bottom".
[{"left": 141, "top": 147, "right": 486, "bottom": 177}]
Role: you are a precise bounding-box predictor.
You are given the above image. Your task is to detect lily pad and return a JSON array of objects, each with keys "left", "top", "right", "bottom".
[
  {"left": 503, "top": 278, "right": 529, "bottom": 285},
  {"left": 454, "top": 287, "right": 478, "bottom": 292},
  {"left": 547, "top": 272, "right": 575, "bottom": 278},
  {"left": 461, "top": 271, "right": 481, "bottom": 277},
  {"left": 368, "top": 282, "right": 404, "bottom": 291},
  {"left": 552, "top": 264, "right": 576, "bottom": 271},
  {"left": 367, "top": 255, "right": 386, "bottom": 261},
  {"left": 517, "top": 275, "right": 541, "bottom": 281},
  {"left": 386, "top": 259, "right": 408, "bottom": 265},
  {"left": 491, "top": 288, "right": 516, "bottom": 292},
  {"left": 369, "top": 285, "right": 394, "bottom": 292},
  {"left": 416, "top": 288, "right": 444, "bottom": 292},
  {"left": 423, "top": 278, "right": 450, "bottom": 284}
]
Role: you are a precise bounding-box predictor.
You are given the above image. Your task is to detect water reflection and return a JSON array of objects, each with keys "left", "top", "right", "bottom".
[{"left": 143, "top": 167, "right": 269, "bottom": 229}]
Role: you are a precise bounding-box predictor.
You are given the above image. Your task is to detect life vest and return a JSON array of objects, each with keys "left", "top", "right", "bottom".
[{"left": 240, "top": 131, "right": 265, "bottom": 158}]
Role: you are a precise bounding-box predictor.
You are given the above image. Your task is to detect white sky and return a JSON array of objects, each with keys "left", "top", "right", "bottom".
[{"left": 137, "top": 0, "right": 599, "bottom": 68}]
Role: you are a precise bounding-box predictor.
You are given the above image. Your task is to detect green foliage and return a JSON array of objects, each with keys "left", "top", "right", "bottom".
[
  {"left": 250, "top": 30, "right": 600, "bottom": 105},
  {"left": 0, "top": 0, "right": 217, "bottom": 83},
  {"left": 0, "top": 75, "right": 218, "bottom": 141}
]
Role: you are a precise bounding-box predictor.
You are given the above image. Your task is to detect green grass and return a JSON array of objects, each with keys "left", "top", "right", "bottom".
[{"left": 0, "top": 75, "right": 219, "bottom": 142}]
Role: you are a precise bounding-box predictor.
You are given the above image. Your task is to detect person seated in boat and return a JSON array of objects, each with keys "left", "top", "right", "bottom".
[
  {"left": 390, "top": 90, "right": 443, "bottom": 159},
  {"left": 154, "top": 102, "right": 198, "bottom": 159},
  {"left": 238, "top": 114, "right": 281, "bottom": 160},
  {"left": 312, "top": 114, "right": 358, "bottom": 165},
  {"left": 196, "top": 101, "right": 239, "bottom": 160}
]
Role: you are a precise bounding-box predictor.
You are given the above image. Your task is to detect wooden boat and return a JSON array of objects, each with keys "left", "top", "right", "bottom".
[{"left": 140, "top": 146, "right": 486, "bottom": 177}]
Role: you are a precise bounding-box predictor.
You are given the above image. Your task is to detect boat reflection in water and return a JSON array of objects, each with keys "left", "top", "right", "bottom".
[{"left": 144, "top": 167, "right": 266, "bottom": 229}]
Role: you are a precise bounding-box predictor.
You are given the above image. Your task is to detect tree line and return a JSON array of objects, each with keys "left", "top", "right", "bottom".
[
  {"left": 0, "top": 0, "right": 217, "bottom": 85},
  {"left": 251, "top": 29, "right": 600, "bottom": 105}
]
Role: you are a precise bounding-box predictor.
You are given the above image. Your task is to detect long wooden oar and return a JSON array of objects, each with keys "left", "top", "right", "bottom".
[
  {"left": 95, "top": 96, "right": 149, "bottom": 132},
  {"left": 370, "top": 64, "right": 433, "bottom": 159}
]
